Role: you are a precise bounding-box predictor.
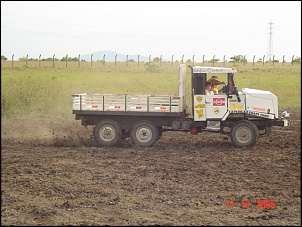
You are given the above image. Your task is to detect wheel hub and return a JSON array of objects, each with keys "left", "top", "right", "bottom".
[
  {"left": 236, "top": 126, "right": 251, "bottom": 143},
  {"left": 137, "top": 127, "right": 152, "bottom": 142},
  {"left": 100, "top": 126, "right": 115, "bottom": 141}
]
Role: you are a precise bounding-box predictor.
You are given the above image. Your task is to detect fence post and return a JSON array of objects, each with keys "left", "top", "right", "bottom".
[
  {"left": 39, "top": 54, "right": 41, "bottom": 68},
  {"left": 91, "top": 54, "right": 93, "bottom": 67},
  {"left": 53, "top": 54, "right": 55, "bottom": 67},
  {"left": 292, "top": 55, "right": 294, "bottom": 66},
  {"left": 273, "top": 55, "right": 275, "bottom": 67},
  {"left": 126, "top": 55, "right": 128, "bottom": 67},
  {"left": 203, "top": 55, "right": 205, "bottom": 66},
  {"left": 192, "top": 55, "right": 195, "bottom": 66},
  {"left": 262, "top": 55, "right": 265, "bottom": 65},
  {"left": 212, "top": 55, "right": 215, "bottom": 66},
  {"left": 243, "top": 55, "right": 246, "bottom": 65},
  {"left": 149, "top": 55, "right": 151, "bottom": 62},
  {"left": 223, "top": 55, "right": 226, "bottom": 66},
  {"left": 159, "top": 55, "right": 162, "bottom": 66},
  {"left": 171, "top": 55, "right": 173, "bottom": 66},
  {"left": 78, "top": 54, "right": 80, "bottom": 67},
  {"left": 26, "top": 54, "right": 28, "bottom": 68},
  {"left": 283, "top": 55, "right": 285, "bottom": 66},
  {"left": 253, "top": 55, "right": 255, "bottom": 66},
  {"left": 12, "top": 54, "right": 14, "bottom": 68},
  {"left": 115, "top": 54, "right": 117, "bottom": 67},
  {"left": 182, "top": 55, "right": 184, "bottom": 63},
  {"left": 66, "top": 54, "right": 68, "bottom": 68},
  {"left": 138, "top": 55, "right": 140, "bottom": 67},
  {"left": 103, "top": 54, "right": 105, "bottom": 67}
]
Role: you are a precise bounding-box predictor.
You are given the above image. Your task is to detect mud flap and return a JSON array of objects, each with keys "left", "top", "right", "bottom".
[{"left": 265, "top": 127, "right": 272, "bottom": 135}]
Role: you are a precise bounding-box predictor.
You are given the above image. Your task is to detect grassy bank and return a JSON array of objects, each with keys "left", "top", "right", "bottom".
[{"left": 1, "top": 62, "right": 300, "bottom": 119}]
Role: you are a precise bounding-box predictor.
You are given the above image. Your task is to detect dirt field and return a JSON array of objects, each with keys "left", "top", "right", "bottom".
[{"left": 1, "top": 110, "right": 301, "bottom": 226}]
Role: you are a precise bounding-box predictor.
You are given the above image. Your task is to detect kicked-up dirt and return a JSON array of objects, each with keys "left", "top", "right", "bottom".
[{"left": 1, "top": 110, "right": 301, "bottom": 226}]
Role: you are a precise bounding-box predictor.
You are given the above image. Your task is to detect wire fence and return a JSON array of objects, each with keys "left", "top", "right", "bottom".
[{"left": 1, "top": 54, "right": 300, "bottom": 69}]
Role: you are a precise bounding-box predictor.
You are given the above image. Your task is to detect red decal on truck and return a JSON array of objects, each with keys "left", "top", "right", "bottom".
[
  {"left": 213, "top": 98, "right": 225, "bottom": 106},
  {"left": 252, "top": 107, "right": 265, "bottom": 112}
]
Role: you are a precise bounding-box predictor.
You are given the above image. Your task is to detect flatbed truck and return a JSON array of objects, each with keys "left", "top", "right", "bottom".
[{"left": 72, "top": 64, "right": 289, "bottom": 147}]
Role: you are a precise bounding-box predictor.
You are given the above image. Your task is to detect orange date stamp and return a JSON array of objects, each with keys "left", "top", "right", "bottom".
[{"left": 226, "top": 199, "right": 276, "bottom": 209}]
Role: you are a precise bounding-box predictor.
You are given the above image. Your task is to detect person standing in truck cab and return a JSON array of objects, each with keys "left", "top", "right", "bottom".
[
  {"left": 205, "top": 82, "right": 214, "bottom": 95},
  {"left": 207, "top": 75, "right": 225, "bottom": 94}
]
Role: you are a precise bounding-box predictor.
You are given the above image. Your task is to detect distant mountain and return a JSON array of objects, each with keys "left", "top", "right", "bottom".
[{"left": 80, "top": 50, "right": 149, "bottom": 62}]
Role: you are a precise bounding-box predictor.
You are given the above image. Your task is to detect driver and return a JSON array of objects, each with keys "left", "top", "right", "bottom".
[{"left": 207, "top": 75, "right": 225, "bottom": 94}]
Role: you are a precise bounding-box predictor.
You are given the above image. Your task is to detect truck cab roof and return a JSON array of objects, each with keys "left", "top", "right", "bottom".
[{"left": 192, "top": 66, "right": 237, "bottom": 74}]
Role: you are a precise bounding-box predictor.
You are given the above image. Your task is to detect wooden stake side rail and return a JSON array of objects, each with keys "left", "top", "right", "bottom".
[{"left": 72, "top": 93, "right": 182, "bottom": 113}]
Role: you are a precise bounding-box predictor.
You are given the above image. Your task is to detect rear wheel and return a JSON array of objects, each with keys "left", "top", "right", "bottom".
[
  {"left": 93, "top": 120, "right": 122, "bottom": 146},
  {"left": 130, "top": 120, "right": 159, "bottom": 147},
  {"left": 230, "top": 120, "right": 259, "bottom": 147}
]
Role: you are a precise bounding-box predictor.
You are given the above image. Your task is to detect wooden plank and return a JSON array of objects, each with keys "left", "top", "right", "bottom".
[{"left": 72, "top": 93, "right": 181, "bottom": 112}]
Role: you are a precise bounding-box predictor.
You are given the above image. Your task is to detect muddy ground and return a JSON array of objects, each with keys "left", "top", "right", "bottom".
[{"left": 1, "top": 110, "right": 301, "bottom": 226}]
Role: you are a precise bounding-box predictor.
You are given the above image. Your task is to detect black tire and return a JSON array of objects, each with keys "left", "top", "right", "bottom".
[
  {"left": 93, "top": 120, "right": 122, "bottom": 146},
  {"left": 230, "top": 120, "right": 259, "bottom": 147},
  {"left": 130, "top": 120, "right": 159, "bottom": 147}
]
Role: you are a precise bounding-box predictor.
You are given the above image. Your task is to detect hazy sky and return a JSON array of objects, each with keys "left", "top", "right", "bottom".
[{"left": 1, "top": 1, "right": 301, "bottom": 62}]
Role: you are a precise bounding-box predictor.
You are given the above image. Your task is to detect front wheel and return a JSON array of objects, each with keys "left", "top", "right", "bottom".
[
  {"left": 93, "top": 120, "right": 122, "bottom": 146},
  {"left": 230, "top": 120, "right": 259, "bottom": 147},
  {"left": 130, "top": 120, "right": 159, "bottom": 147}
]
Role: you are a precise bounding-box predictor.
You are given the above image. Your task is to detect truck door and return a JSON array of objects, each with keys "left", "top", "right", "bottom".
[
  {"left": 205, "top": 95, "right": 228, "bottom": 119},
  {"left": 191, "top": 71, "right": 228, "bottom": 121},
  {"left": 192, "top": 73, "right": 207, "bottom": 121}
]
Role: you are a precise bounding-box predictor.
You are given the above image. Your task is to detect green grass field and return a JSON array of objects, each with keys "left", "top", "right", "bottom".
[{"left": 1, "top": 61, "right": 301, "bottom": 119}]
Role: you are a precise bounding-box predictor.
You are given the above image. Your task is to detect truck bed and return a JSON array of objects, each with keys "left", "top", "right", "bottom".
[{"left": 72, "top": 93, "right": 183, "bottom": 116}]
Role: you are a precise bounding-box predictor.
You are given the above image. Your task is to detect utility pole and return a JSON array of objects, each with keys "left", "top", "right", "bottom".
[{"left": 267, "top": 19, "right": 274, "bottom": 62}]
